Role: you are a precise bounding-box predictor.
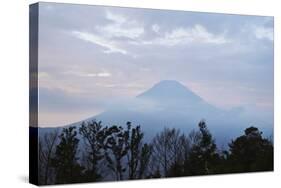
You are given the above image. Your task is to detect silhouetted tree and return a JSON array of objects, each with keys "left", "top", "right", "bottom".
[
  {"left": 227, "top": 126, "right": 273, "bottom": 172},
  {"left": 138, "top": 143, "right": 153, "bottom": 179},
  {"left": 167, "top": 134, "right": 190, "bottom": 177},
  {"left": 152, "top": 128, "right": 189, "bottom": 177},
  {"left": 126, "top": 122, "right": 143, "bottom": 179},
  {"left": 51, "top": 126, "right": 83, "bottom": 184},
  {"left": 39, "top": 129, "right": 59, "bottom": 185},
  {"left": 104, "top": 125, "right": 129, "bottom": 180},
  {"left": 37, "top": 119, "right": 273, "bottom": 184},
  {"left": 122, "top": 122, "right": 152, "bottom": 179},
  {"left": 184, "top": 120, "right": 219, "bottom": 175},
  {"left": 102, "top": 122, "right": 151, "bottom": 180},
  {"left": 150, "top": 167, "right": 162, "bottom": 178},
  {"left": 79, "top": 121, "right": 108, "bottom": 181}
]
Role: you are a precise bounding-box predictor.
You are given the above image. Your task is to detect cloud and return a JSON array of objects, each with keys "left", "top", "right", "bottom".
[
  {"left": 95, "top": 82, "right": 145, "bottom": 90},
  {"left": 94, "top": 72, "right": 111, "bottom": 77},
  {"left": 38, "top": 3, "right": 273, "bottom": 126},
  {"left": 72, "top": 30, "right": 128, "bottom": 54},
  {"left": 38, "top": 87, "right": 107, "bottom": 126},
  {"left": 71, "top": 11, "right": 145, "bottom": 55},
  {"left": 97, "top": 24, "right": 144, "bottom": 40},
  {"left": 64, "top": 70, "right": 112, "bottom": 78},
  {"left": 96, "top": 11, "right": 144, "bottom": 39},
  {"left": 106, "top": 11, "right": 127, "bottom": 24},
  {"left": 254, "top": 26, "right": 273, "bottom": 41},
  {"left": 134, "top": 24, "right": 230, "bottom": 46},
  {"left": 152, "top": 24, "right": 160, "bottom": 33},
  {"left": 38, "top": 71, "right": 50, "bottom": 79}
]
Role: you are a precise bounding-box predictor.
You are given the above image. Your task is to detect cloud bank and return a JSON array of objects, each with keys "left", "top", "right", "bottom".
[{"left": 37, "top": 3, "right": 273, "bottom": 126}]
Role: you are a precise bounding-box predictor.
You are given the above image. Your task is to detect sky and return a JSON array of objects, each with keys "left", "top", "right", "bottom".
[{"left": 37, "top": 2, "right": 274, "bottom": 127}]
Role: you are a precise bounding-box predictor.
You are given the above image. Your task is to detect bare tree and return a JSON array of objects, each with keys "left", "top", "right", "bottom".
[
  {"left": 138, "top": 143, "right": 152, "bottom": 179},
  {"left": 151, "top": 128, "right": 189, "bottom": 177},
  {"left": 39, "top": 129, "right": 59, "bottom": 184}
]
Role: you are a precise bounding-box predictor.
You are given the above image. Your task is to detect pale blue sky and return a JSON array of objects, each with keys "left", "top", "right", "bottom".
[{"left": 37, "top": 2, "right": 274, "bottom": 126}]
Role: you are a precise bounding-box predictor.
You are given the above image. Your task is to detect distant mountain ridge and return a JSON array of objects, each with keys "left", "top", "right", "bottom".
[
  {"left": 137, "top": 80, "right": 203, "bottom": 103},
  {"left": 38, "top": 80, "right": 272, "bottom": 144},
  {"left": 92, "top": 80, "right": 227, "bottom": 139}
]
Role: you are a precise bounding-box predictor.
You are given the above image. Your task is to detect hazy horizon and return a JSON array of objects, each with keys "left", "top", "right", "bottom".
[{"left": 37, "top": 2, "right": 273, "bottom": 127}]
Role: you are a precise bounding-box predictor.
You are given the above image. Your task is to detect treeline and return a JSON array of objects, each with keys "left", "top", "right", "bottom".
[{"left": 38, "top": 120, "right": 273, "bottom": 185}]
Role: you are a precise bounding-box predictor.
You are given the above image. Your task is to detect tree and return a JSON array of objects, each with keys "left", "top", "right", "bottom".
[
  {"left": 126, "top": 122, "right": 143, "bottom": 179},
  {"left": 51, "top": 126, "right": 83, "bottom": 184},
  {"left": 103, "top": 122, "right": 151, "bottom": 180},
  {"left": 167, "top": 134, "right": 189, "bottom": 177},
  {"left": 79, "top": 121, "right": 107, "bottom": 181},
  {"left": 122, "top": 122, "right": 153, "bottom": 179},
  {"left": 184, "top": 120, "right": 219, "bottom": 175},
  {"left": 104, "top": 125, "right": 130, "bottom": 180},
  {"left": 138, "top": 143, "right": 153, "bottom": 179},
  {"left": 151, "top": 128, "right": 189, "bottom": 177},
  {"left": 227, "top": 126, "right": 273, "bottom": 172},
  {"left": 39, "top": 129, "right": 59, "bottom": 185}
]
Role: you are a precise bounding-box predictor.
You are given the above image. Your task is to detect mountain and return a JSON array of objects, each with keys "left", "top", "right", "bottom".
[
  {"left": 39, "top": 80, "right": 272, "bottom": 145},
  {"left": 137, "top": 80, "right": 203, "bottom": 103},
  {"left": 90, "top": 80, "right": 238, "bottom": 142},
  {"left": 136, "top": 80, "right": 222, "bottom": 116}
]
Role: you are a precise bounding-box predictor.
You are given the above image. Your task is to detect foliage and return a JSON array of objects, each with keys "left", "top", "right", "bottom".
[
  {"left": 184, "top": 120, "right": 220, "bottom": 175},
  {"left": 103, "top": 124, "right": 129, "bottom": 180},
  {"left": 38, "top": 120, "right": 273, "bottom": 185},
  {"left": 78, "top": 121, "right": 107, "bottom": 182},
  {"left": 51, "top": 126, "right": 83, "bottom": 184},
  {"left": 227, "top": 126, "right": 273, "bottom": 172}
]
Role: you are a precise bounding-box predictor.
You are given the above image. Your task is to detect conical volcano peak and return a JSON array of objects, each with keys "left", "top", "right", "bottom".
[
  {"left": 137, "top": 80, "right": 203, "bottom": 103},
  {"left": 153, "top": 80, "right": 189, "bottom": 89}
]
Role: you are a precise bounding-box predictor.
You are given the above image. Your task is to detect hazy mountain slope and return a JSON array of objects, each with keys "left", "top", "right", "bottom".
[
  {"left": 92, "top": 80, "right": 240, "bottom": 142},
  {"left": 38, "top": 80, "right": 273, "bottom": 145}
]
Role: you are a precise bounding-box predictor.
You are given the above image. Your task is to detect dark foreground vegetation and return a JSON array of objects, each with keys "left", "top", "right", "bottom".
[{"left": 37, "top": 120, "right": 273, "bottom": 185}]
